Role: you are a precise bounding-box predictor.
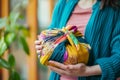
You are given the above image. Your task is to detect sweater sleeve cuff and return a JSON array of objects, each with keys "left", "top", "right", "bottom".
[{"left": 95, "top": 58, "right": 115, "bottom": 80}]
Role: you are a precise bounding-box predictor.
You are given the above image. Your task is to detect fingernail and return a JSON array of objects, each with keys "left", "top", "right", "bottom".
[
  {"left": 49, "top": 61, "right": 53, "bottom": 63},
  {"left": 37, "top": 50, "right": 40, "bottom": 54},
  {"left": 38, "top": 55, "right": 40, "bottom": 58}
]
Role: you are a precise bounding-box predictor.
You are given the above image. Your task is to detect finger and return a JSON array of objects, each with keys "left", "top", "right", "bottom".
[
  {"left": 38, "top": 35, "right": 41, "bottom": 39},
  {"left": 36, "top": 50, "right": 42, "bottom": 55},
  {"left": 48, "top": 66, "right": 67, "bottom": 75},
  {"left": 35, "top": 45, "right": 43, "bottom": 50},
  {"left": 48, "top": 61, "right": 68, "bottom": 70},
  {"left": 35, "top": 40, "right": 41, "bottom": 45},
  {"left": 67, "top": 63, "right": 85, "bottom": 70},
  {"left": 38, "top": 55, "right": 40, "bottom": 58},
  {"left": 38, "top": 35, "right": 43, "bottom": 41},
  {"left": 67, "top": 65, "right": 75, "bottom": 70}
]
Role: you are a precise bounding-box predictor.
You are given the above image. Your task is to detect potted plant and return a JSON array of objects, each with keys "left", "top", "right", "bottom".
[{"left": 0, "top": 2, "right": 29, "bottom": 80}]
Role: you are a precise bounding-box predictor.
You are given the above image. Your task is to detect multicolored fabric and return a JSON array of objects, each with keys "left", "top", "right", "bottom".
[{"left": 39, "top": 25, "right": 90, "bottom": 69}]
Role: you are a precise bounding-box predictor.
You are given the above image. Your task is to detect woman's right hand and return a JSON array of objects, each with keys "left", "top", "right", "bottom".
[{"left": 35, "top": 35, "right": 43, "bottom": 58}]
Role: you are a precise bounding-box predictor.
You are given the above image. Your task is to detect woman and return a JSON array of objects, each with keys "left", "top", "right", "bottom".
[{"left": 35, "top": 0, "right": 120, "bottom": 80}]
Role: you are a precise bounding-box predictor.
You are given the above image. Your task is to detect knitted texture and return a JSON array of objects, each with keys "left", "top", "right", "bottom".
[{"left": 48, "top": 0, "right": 120, "bottom": 80}]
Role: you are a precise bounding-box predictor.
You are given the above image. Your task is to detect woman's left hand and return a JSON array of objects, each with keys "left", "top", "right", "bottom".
[
  {"left": 48, "top": 61, "right": 89, "bottom": 77},
  {"left": 48, "top": 61, "right": 102, "bottom": 77}
]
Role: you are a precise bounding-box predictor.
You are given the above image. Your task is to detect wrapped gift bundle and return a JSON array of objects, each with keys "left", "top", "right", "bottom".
[{"left": 39, "top": 25, "right": 91, "bottom": 66}]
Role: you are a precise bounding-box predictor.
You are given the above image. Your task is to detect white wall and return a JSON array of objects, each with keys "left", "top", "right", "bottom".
[{"left": 38, "top": 0, "right": 50, "bottom": 31}]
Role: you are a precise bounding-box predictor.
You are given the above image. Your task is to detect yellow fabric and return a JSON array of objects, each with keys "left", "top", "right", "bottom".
[
  {"left": 62, "top": 26, "right": 89, "bottom": 64},
  {"left": 39, "top": 25, "right": 90, "bottom": 66}
]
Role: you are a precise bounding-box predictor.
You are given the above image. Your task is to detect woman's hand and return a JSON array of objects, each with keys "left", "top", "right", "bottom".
[
  {"left": 48, "top": 61, "right": 102, "bottom": 77},
  {"left": 35, "top": 35, "right": 43, "bottom": 58},
  {"left": 48, "top": 61, "right": 87, "bottom": 77}
]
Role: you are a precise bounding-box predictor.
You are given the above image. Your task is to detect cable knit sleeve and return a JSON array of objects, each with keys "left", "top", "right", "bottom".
[{"left": 95, "top": 10, "right": 120, "bottom": 80}]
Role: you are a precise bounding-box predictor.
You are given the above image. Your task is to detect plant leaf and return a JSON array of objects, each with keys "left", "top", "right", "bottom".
[
  {"left": 8, "top": 54, "right": 15, "bottom": 67},
  {"left": 17, "top": 26, "right": 29, "bottom": 37},
  {"left": 0, "top": 58, "right": 10, "bottom": 70},
  {"left": 0, "top": 27, "right": 5, "bottom": 39},
  {"left": 9, "top": 70, "right": 20, "bottom": 80},
  {"left": 19, "top": 14, "right": 24, "bottom": 19},
  {"left": 9, "top": 12, "right": 20, "bottom": 23},
  {"left": 5, "top": 32, "right": 16, "bottom": 46},
  {"left": 0, "top": 38, "right": 7, "bottom": 56},
  {"left": 19, "top": 36, "right": 29, "bottom": 55},
  {"left": 9, "top": 12, "right": 20, "bottom": 28},
  {"left": 0, "top": 18, "right": 7, "bottom": 29}
]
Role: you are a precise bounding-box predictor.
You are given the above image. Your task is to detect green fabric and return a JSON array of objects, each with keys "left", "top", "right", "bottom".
[{"left": 48, "top": 0, "right": 120, "bottom": 80}]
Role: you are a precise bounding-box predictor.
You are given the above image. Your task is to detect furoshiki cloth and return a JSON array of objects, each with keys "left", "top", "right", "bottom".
[{"left": 39, "top": 25, "right": 90, "bottom": 66}]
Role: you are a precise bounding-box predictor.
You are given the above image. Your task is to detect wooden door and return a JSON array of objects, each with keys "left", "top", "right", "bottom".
[
  {"left": 26, "top": 0, "right": 38, "bottom": 80},
  {"left": 0, "top": 0, "right": 10, "bottom": 80}
]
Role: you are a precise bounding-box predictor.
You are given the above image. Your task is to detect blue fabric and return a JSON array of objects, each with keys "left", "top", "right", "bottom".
[
  {"left": 48, "top": 0, "right": 120, "bottom": 80},
  {"left": 49, "top": 36, "right": 88, "bottom": 80}
]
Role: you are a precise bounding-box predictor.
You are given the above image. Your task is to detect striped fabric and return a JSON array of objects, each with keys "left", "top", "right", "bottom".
[{"left": 48, "top": 0, "right": 120, "bottom": 80}]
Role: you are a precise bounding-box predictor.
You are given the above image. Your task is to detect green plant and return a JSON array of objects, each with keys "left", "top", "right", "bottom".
[{"left": 0, "top": 2, "right": 29, "bottom": 80}]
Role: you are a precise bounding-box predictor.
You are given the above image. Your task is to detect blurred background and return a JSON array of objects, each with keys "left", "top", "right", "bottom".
[{"left": 0, "top": 0, "right": 57, "bottom": 80}]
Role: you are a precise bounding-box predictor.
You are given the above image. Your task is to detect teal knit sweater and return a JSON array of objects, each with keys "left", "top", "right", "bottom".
[{"left": 48, "top": 0, "right": 120, "bottom": 80}]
